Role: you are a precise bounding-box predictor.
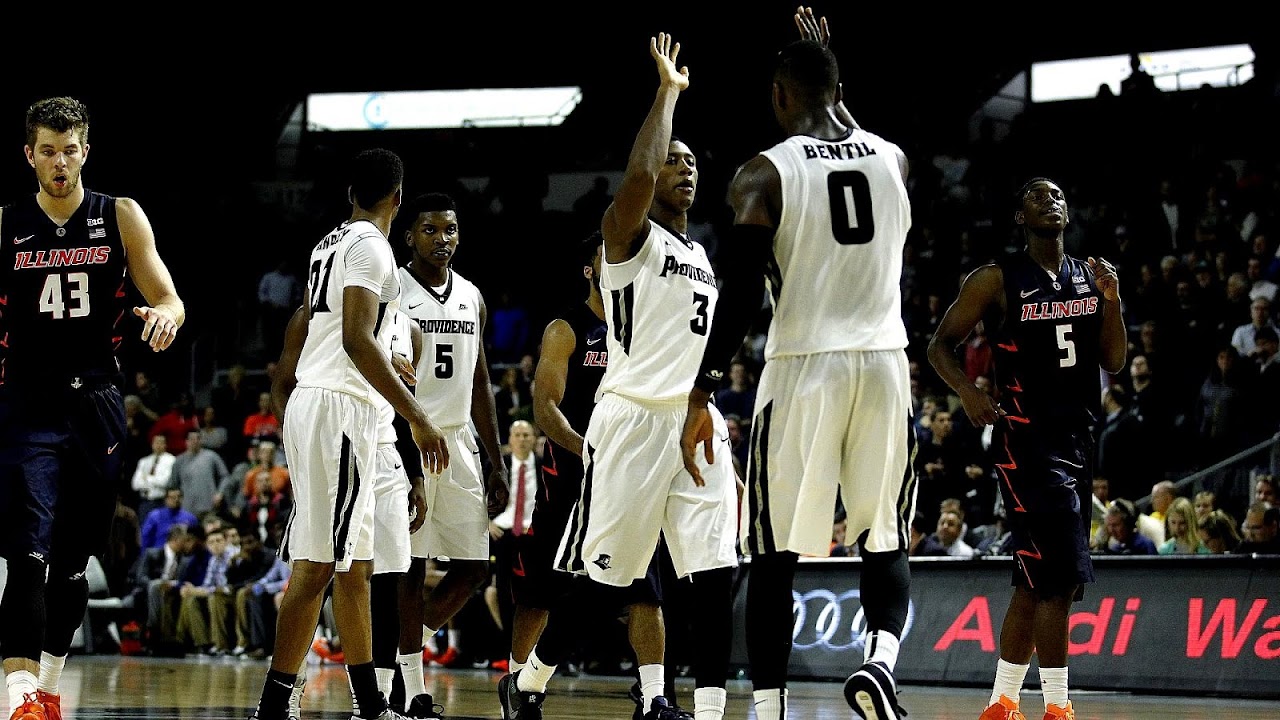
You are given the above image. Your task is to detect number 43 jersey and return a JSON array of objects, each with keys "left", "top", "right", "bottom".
[
  {"left": 398, "top": 267, "right": 482, "bottom": 429},
  {"left": 759, "top": 129, "right": 911, "bottom": 360}
]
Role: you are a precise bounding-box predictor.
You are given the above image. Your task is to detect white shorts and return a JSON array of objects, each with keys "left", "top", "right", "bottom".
[
  {"left": 280, "top": 387, "right": 378, "bottom": 573},
  {"left": 744, "top": 350, "right": 917, "bottom": 557},
  {"left": 410, "top": 426, "right": 488, "bottom": 561},
  {"left": 369, "top": 444, "right": 411, "bottom": 575},
  {"left": 557, "top": 393, "right": 739, "bottom": 586}
]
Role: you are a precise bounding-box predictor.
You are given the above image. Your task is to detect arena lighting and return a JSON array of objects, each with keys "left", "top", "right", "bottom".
[
  {"left": 305, "top": 87, "right": 583, "bottom": 130},
  {"left": 1030, "top": 43, "right": 1255, "bottom": 103}
]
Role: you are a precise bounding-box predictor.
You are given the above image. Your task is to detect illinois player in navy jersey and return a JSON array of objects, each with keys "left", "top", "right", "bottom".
[
  {"left": 928, "top": 177, "right": 1126, "bottom": 720},
  {"left": 503, "top": 35, "right": 738, "bottom": 720},
  {"left": 0, "top": 96, "right": 185, "bottom": 720},
  {"left": 683, "top": 11, "right": 915, "bottom": 720}
]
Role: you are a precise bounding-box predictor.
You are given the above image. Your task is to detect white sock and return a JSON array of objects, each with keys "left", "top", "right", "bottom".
[
  {"left": 1040, "top": 666, "right": 1069, "bottom": 709},
  {"left": 517, "top": 648, "right": 556, "bottom": 693},
  {"left": 447, "top": 628, "right": 460, "bottom": 651},
  {"left": 509, "top": 654, "right": 526, "bottom": 674},
  {"left": 693, "top": 687, "right": 726, "bottom": 720},
  {"left": 990, "top": 659, "right": 1030, "bottom": 706},
  {"left": 7, "top": 671, "right": 38, "bottom": 714},
  {"left": 398, "top": 650, "right": 426, "bottom": 698},
  {"left": 38, "top": 652, "right": 66, "bottom": 695},
  {"left": 864, "top": 631, "right": 901, "bottom": 671},
  {"left": 375, "top": 667, "right": 395, "bottom": 701},
  {"left": 638, "top": 663, "right": 665, "bottom": 711},
  {"left": 752, "top": 688, "right": 786, "bottom": 720},
  {"left": 424, "top": 627, "right": 439, "bottom": 654}
]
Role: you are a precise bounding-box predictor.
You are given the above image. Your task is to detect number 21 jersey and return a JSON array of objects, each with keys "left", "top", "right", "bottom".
[{"left": 758, "top": 129, "right": 911, "bottom": 359}]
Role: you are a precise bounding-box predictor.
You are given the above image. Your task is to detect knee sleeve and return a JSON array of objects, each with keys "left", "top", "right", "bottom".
[
  {"left": 858, "top": 549, "right": 910, "bottom": 639},
  {"left": 745, "top": 552, "right": 798, "bottom": 690},
  {"left": 1, "top": 555, "right": 48, "bottom": 661}
]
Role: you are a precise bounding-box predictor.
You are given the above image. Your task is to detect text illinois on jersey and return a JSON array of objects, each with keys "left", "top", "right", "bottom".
[{"left": 13, "top": 246, "right": 112, "bottom": 270}]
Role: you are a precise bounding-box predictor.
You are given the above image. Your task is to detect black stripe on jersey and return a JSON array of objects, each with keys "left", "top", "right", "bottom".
[
  {"left": 894, "top": 417, "right": 919, "bottom": 550},
  {"left": 765, "top": 253, "right": 783, "bottom": 304},
  {"left": 747, "top": 403, "right": 776, "bottom": 554},
  {"left": 372, "top": 301, "right": 388, "bottom": 337},
  {"left": 611, "top": 285, "right": 635, "bottom": 355},
  {"left": 333, "top": 433, "right": 360, "bottom": 562},
  {"left": 560, "top": 442, "right": 596, "bottom": 573}
]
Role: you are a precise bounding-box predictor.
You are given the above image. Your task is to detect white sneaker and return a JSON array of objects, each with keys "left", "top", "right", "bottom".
[{"left": 287, "top": 676, "right": 306, "bottom": 720}]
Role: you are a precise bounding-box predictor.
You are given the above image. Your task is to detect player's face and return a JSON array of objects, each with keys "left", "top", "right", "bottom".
[
  {"left": 656, "top": 140, "right": 697, "bottom": 212},
  {"left": 26, "top": 127, "right": 87, "bottom": 199},
  {"left": 407, "top": 210, "right": 459, "bottom": 269},
  {"left": 1016, "top": 181, "right": 1068, "bottom": 233}
]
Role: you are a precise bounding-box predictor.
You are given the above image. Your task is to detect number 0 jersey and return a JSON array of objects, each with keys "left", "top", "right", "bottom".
[
  {"left": 758, "top": 129, "right": 911, "bottom": 359},
  {"left": 295, "top": 219, "right": 401, "bottom": 404},
  {"left": 598, "top": 220, "right": 718, "bottom": 404},
  {"left": 398, "top": 267, "right": 482, "bottom": 430},
  {"left": 0, "top": 191, "right": 128, "bottom": 391}
]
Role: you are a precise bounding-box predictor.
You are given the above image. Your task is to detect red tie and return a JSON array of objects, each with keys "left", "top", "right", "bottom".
[{"left": 513, "top": 462, "right": 527, "bottom": 536}]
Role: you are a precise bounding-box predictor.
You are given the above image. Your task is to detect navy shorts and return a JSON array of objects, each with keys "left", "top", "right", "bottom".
[
  {"left": 0, "top": 381, "right": 125, "bottom": 565},
  {"left": 994, "top": 422, "right": 1095, "bottom": 600}
]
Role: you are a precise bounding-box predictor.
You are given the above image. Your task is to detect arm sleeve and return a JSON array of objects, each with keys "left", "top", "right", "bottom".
[
  {"left": 694, "top": 224, "right": 774, "bottom": 394},
  {"left": 343, "top": 233, "right": 394, "bottom": 294},
  {"left": 392, "top": 407, "right": 424, "bottom": 479}
]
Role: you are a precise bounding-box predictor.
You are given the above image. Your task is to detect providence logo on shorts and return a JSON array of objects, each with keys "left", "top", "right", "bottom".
[{"left": 593, "top": 554, "right": 612, "bottom": 570}]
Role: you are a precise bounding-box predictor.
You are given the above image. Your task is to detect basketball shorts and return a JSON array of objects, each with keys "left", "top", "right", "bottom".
[
  {"left": 0, "top": 381, "right": 125, "bottom": 565},
  {"left": 745, "top": 350, "right": 917, "bottom": 558},
  {"left": 510, "top": 440, "right": 585, "bottom": 608},
  {"left": 556, "top": 393, "right": 739, "bottom": 587},
  {"left": 280, "top": 387, "right": 377, "bottom": 573},
  {"left": 410, "top": 425, "right": 487, "bottom": 561},
  {"left": 369, "top": 443, "right": 411, "bottom": 575}
]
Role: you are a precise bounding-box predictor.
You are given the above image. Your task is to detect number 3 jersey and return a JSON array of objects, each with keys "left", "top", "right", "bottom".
[
  {"left": 598, "top": 220, "right": 718, "bottom": 404},
  {"left": 0, "top": 190, "right": 128, "bottom": 391},
  {"left": 398, "top": 267, "right": 482, "bottom": 429},
  {"left": 758, "top": 129, "right": 911, "bottom": 359}
]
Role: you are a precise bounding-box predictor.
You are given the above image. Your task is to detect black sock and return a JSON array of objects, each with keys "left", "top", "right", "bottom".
[
  {"left": 745, "top": 551, "right": 798, "bottom": 690},
  {"left": 255, "top": 669, "right": 298, "bottom": 720},
  {"left": 349, "top": 661, "right": 387, "bottom": 718},
  {"left": 371, "top": 574, "right": 401, "bottom": 670}
]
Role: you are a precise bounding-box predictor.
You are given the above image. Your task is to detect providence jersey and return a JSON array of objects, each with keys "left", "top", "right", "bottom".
[
  {"left": 398, "top": 267, "right": 482, "bottom": 429},
  {"left": 295, "top": 219, "right": 400, "bottom": 404},
  {"left": 598, "top": 220, "right": 717, "bottom": 403},
  {"left": 991, "top": 251, "right": 1105, "bottom": 431},
  {"left": 375, "top": 310, "right": 414, "bottom": 445},
  {"left": 556, "top": 301, "right": 608, "bottom": 435},
  {"left": 758, "top": 129, "right": 911, "bottom": 359},
  {"left": 0, "top": 191, "right": 128, "bottom": 391}
]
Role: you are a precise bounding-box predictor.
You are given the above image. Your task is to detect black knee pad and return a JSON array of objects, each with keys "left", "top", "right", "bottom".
[{"left": 0, "top": 555, "right": 48, "bottom": 661}]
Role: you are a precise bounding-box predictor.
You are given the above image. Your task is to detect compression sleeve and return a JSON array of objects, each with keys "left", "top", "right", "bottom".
[{"left": 694, "top": 223, "right": 774, "bottom": 394}]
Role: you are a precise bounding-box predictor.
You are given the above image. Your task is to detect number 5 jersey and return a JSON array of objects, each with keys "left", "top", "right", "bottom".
[{"left": 398, "top": 266, "right": 482, "bottom": 429}]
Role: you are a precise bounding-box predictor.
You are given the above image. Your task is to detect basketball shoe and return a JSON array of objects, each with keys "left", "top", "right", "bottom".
[
  {"left": 978, "top": 695, "right": 1027, "bottom": 720},
  {"left": 844, "top": 661, "right": 904, "bottom": 720},
  {"left": 498, "top": 672, "right": 545, "bottom": 720},
  {"left": 33, "top": 692, "right": 59, "bottom": 720},
  {"left": 1042, "top": 701, "right": 1074, "bottom": 720},
  {"left": 8, "top": 693, "right": 45, "bottom": 720}
]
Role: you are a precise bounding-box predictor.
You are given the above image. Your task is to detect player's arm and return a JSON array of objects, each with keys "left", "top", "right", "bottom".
[
  {"left": 681, "top": 156, "right": 779, "bottom": 484},
  {"left": 1088, "top": 256, "right": 1128, "bottom": 374},
  {"left": 270, "top": 305, "right": 309, "bottom": 422},
  {"left": 470, "top": 295, "right": 510, "bottom": 516},
  {"left": 118, "top": 197, "right": 185, "bottom": 351},
  {"left": 927, "top": 265, "right": 1006, "bottom": 427},
  {"left": 793, "top": 7, "right": 861, "bottom": 132},
  {"left": 601, "top": 33, "right": 689, "bottom": 264},
  {"left": 393, "top": 319, "right": 428, "bottom": 532},
  {"left": 532, "top": 318, "right": 582, "bottom": 456}
]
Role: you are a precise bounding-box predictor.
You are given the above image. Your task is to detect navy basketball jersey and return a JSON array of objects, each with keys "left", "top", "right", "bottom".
[
  {"left": 0, "top": 191, "right": 128, "bottom": 392},
  {"left": 990, "top": 251, "right": 1105, "bottom": 431},
  {"left": 557, "top": 301, "right": 608, "bottom": 435}
]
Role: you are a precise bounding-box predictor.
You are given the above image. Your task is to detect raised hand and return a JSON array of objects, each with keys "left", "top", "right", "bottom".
[
  {"left": 1088, "top": 256, "right": 1121, "bottom": 302},
  {"left": 650, "top": 32, "right": 690, "bottom": 92},
  {"left": 794, "top": 6, "right": 830, "bottom": 45}
]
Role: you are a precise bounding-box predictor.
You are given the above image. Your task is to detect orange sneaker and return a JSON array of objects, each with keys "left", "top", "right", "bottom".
[
  {"left": 433, "top": 647, "right": 460, "bottom": 667},
  {"left": 9, "top": 693, "right": 45, "bottom": 720},
  {"left": 979, "top": 695, "right": 1027, "bottom": 720},
  {"left": 421, "top": 646, "right": 438, "bottom": 664},
  {"left": 34, "top": 692, "right": 59, "bottom": 720},
  {"left": 1043, "top": 701, "right": 1074, "bottom": 720}
]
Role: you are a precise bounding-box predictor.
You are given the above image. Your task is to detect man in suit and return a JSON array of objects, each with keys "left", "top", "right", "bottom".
[
  {"left": 489, "top": 420, "right": 542, "bottom": 651},
  {"left": 130, "top": 524, "right": 188, "bottom": 634}
]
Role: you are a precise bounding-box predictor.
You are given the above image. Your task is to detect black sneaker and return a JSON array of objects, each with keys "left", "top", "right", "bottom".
[
  {"left": 405, "top": 692, "right": 444, "bottom": 719},
  {"left": 641, "top": 696, "right": 685, "bottom": 720},
  {"left": 844, "top": 661, "right": 907, "bottom": 720},
  {"left": 499, "top": 671, "right": 546, "bottom": 720}
]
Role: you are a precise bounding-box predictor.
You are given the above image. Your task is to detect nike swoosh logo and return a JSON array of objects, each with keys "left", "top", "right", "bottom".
[
  {"left": 586, "top": 337, "right": 602, "bottom": 345},
  {"left": 394, "top": 464, "right": 402, "bottom": 470},
  {"left": 1020, "top": 289, "right": 1039, "bottom": 298},
  {"left": 408, "top": 302, "right": 424, "bottom": 310},
  {"left": 14, "top": 234, "right": 33, "bottom": 245},
  {"left": 107, "top": 443, "right": 119, "bottom": 455}
]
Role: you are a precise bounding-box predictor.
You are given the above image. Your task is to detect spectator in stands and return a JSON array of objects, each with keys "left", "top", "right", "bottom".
[
  {"left": 1253, "top": 327, "right": 1280, "bottom": 437},
  {"left": 713, "top": 359, "right": 757, "bottom": 423},
  {"left": 1196, "top": 345, "right": 1254, "bottom": 465},
  {"left": 122, "top": 394, "right": 156, "bottom": 493},
  {"left": 141, "top": 488, "right": 199, "bottom": 550},
  {"left": 1098, "top": 499, "right": 1157, "bottom": 555},
  {"left": 1198, "top": 509, "right": 1242, "bottom": 554},
  {"left": 216, "top": 444, "right": 258, "bottom": 523},
  {"left": 210, "top": 530, "right": 272, "bottom": 656},
  {"left": 244, "top": 552, "right": 292, "bottom": 658},
  {"left": 132, "top": 434, "right": 177, "bottom": 519},
  {"left": 494, "top": 366, "right": 532, "bottom": 441},
  {"left": 962, "top": 321, "right": 993, "bottom": 383},
  {"left": 174, "top": 526, "right": 231, "bottom": 654},
  {"left": 723, "top": 413, "right": 749, "bottom": 477},
  {"left": 212, "top": 363, "right": 256, "bottom": 457},
  {"left": 1231, "top": 297, "right": 1276, "bottom": 359},
  {"left": 1256, "top": 474, "right": 1277, "bottom": 506},
  {"left": 1236, "top": 502, "right": 1280, "bottom": 554},
  {"left": 1158, "top": 497, "right": 1208, "bottom": 554},
  {"left": 1149, "top": 480, "right": 1177, "bottom": 524},
  {"left": 1193, "top": 490, "right": 1217, "bottom": 522},
  {"left": 199, "top": 405, "right": 230, "bottom": 459},
  {"left": 916, "top": 509, "right": 976, "bottom": 558},
  {"left": 1223, "top": 272, "right": 1254, "bottom": 333},
  {"left": 1095, "top": 385, "right": 1148, "bottom": 501},
  {"left": 907, "top": 511, "right": 930, "bottom": 557},
  {"left": 132, "top": 524, "right": 186, "bottom": 640},
  {"left": 151, "top": 523, "right": 211, "bottom": 654},
  {"left": 1246, "top": 254, "right": 1278, "bottom": 304},
  {"left": 132, "top": 370, "right": 163, "bottom": 422},
  {"left": 1120, "top": 53, "right": 1158, "bottom": 98},
  {"left": 172, "top": 429, "right": 230, "bottom": 517},
  {"left": 257, "top": 259, "right": 301, "bottom": 362},
  {"left": 148, "top": 392, "right": 200, "bottom": 455},
  {"left": 241, "top": 391, "right": 280, "bottom": 443},
  {"left": 917, "top": 408, "right": 989, "bottom": 527},
  {"left": 242, "top": 439, "right": 290, "bottom": 502}
]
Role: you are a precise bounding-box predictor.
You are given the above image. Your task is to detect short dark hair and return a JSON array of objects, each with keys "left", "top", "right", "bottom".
[
  {"left": 1015, "top": 176, "right": 1057, "bottom": 208},
  {"left": 775, "top": 40, "right": 839, "bottom": 98},
  {"left": 26, "top": 96, "right": 90, "bottom": 148},
  {"left": 165, "top": 524, "right": 189, "bottom": 543},
  {"left": 404, "top": 192, "right": 457, "bottom": 220},
  {"left": 350, "top": 148, "right": 404, "bottom": 210},
  {"left": 579, "top": 231, "right": 603, "bottom": 267},
  {"left": 1107, "top": 498, "right": 1138, "bottom": 529}
]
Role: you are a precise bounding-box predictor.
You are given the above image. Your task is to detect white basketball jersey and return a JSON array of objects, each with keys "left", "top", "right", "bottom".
[
  {"left": 759, "top": 129, "right": 911, "bottom": 358},
  {"left": 398, "top": 267, "right": 483, "bottom": 429},
  {"left": 598, "top": 220, "right": 718, "bottom": 404},
  {"left": 295, "top": 219, "right": 401, "bottom": 404},
  {"left": 374, "top": 310, "right": 414, "bottom": 445}
]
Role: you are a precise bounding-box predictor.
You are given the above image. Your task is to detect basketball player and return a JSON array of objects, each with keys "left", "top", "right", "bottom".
[
  {"left": 392, "top": 192, "right": 509, "bottom": 718},
  {"left": 500, "top": 234, "right": 673, "bottom": 718},
  {"left": 1, "top": 96, "right": 185, "bottom": 720},
  {"left": 928, "top": 177, "right": 1125, "bottom": 720},
  {"left": 267, "top": 304, "right": 423, "bottom": 719},
  {"left": 250, "top": 149, "right": 450, "bottom": 720},
  {"left": 681, "top": 10, "right": 915, "bottom": 719},
  {"left": 503, "top": 34, "right": 739, "bottom": 720}
]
